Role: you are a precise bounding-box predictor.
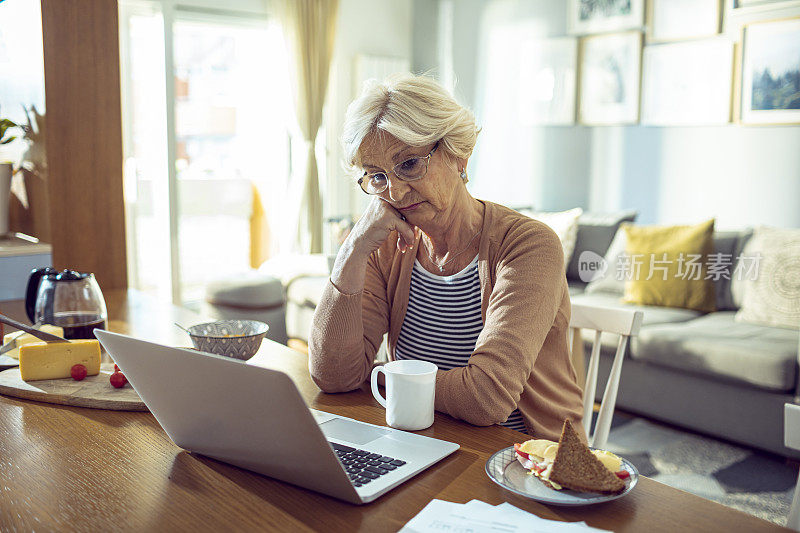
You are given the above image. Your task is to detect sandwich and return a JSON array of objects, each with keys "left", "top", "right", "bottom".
[{"left": 514, "top": 419, "right": 627, "bottom": 494}]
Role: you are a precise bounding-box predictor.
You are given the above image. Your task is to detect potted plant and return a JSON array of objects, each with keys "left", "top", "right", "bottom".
[
  {"left": 19, "top": 105, "right": 46, "bottom": 178},
  {"left": 0, "top": 106, "right": 21, "bottom": 236}
]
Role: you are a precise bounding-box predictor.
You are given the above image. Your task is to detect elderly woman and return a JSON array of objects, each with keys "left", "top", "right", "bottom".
[{"left": 309, "top": 74, "right": 583, "bottom": 441}]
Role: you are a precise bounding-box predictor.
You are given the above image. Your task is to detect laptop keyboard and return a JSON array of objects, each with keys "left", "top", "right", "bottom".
[{"left": 330, "top": 442, "right": 406, "bottom": 487}]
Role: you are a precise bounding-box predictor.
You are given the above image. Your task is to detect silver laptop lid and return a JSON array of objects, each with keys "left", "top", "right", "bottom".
[{"left": 94, "top": 330, "right": 361, "bottom": 503}]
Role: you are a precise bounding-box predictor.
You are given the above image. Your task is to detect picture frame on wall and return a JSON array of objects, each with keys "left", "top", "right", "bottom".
[
  {"left": 518, "top": 37, "right": 578, "bottom": 125},
  {"left": 734, "top": 0, "right": 798, "bottom": 8},
  {"left": 568, "top": 0, "right": 645, "bottom": 35},
  {"left": 648, "top": 0, "right": 721, "bottom": 42},
  {"left": 641, "top": 38, "right": 734, "bottom": 126},
  {"left": 723, "top": 0, "right": 800, "bottom": 38},
  {"left": 740, "top": 17, "right": 800, "bottom": 124},
  {"left": 579, "top": 31, "right": 643, "bottom": 125}
]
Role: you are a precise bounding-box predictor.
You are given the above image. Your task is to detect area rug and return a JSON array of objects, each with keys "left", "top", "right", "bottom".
[{"left": 601, "top": 411, "right": 796, "bottom": 526}]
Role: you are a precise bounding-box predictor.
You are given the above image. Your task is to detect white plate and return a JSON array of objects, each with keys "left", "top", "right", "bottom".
[
  {"left": 0, "top": 354, "right": 19, "bottom": 369},
  {"left": 485, "top": 446, "right": 639, "bottom": 506}
]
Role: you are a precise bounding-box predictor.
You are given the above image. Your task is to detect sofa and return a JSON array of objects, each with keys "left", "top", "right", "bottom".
[
  {"left": 566, "top": 221, "right": 799, "bottom": 459},
  {"left": 270, "top": 213, "right": 800, "bottom": 458}
]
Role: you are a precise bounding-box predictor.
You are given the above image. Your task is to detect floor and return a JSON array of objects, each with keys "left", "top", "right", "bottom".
[{"left": 601, "top": 410, "right": 797, "bottom": 527}]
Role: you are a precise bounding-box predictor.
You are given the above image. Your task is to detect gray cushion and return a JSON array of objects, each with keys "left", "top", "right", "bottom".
[
  {"left": 286, "top": 275, "right": 328, "bottom": 308},
  {"left": 712, "top": 231, "right": 740, "bottom": 311},
  {"left": 285, "top": 276, "right": 329, "bottom": 341},
  {"left": 583, "top": 227, "right": 627, "bottom": 294},
  {"left": 566, "top": 210, "right": 638, "bottom": 282},
  {"left": 730, "top": 228, "right": 754, "bottom": 310},
  {"left": 568, "top": 279, "right": 588, "bottom": 296},
  {"left": 633, "top": 311, "right": 799, "bottom": 392},
  {"left": 205, "top": 273, "right": 284, "bottom": 308},
  {"left": 572, "top": 292, "right": 702, "bottom": 325},
  {"left": 583, "top": 228, "right": 751, "bottom": 309},
  {"left": 571, "top": 292, "right": 702, "bottom": 355}
]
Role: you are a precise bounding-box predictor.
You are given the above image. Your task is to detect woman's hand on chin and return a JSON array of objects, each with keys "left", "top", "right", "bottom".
[
  {"left": 350, "top": 196, "right": 417, "bottom": 255},
  {"left": 330, "top": 197, "right": 416, "bottom": 295}
]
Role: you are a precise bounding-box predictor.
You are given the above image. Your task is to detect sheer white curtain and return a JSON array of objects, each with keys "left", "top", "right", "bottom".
[{"left": 275, "top": 0, "right": 339, "bottom": 253}]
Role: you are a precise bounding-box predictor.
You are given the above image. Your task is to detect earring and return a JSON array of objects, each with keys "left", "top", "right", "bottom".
[{"left": 460, "top": 170, "right": 468, "bottom": 183}]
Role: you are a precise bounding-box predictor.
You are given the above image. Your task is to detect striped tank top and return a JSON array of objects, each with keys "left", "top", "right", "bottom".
[{"left": 395, "top": 255, "right": 527, "bottom": 433}]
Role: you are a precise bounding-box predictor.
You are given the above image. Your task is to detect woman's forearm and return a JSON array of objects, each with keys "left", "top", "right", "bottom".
[
  {"left": 311, "top": 196, "right": 412, "bottom": 392},
  {"left": 308, "top": 281, "right": 374, "bottom": 392},
  {"left": 310, "top": 239, "right": 392, "bottom": 393},
  {"left": 330, "top": 235, "right": 371, "bottom": 295}
]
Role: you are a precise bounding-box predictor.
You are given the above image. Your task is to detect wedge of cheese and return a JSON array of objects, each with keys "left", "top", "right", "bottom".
[
  {"left": 19, "top": 340, "right": 101, "bottom": 381},
  {"left": 2, "top": 325, "right": 65, "bottom": 360}
]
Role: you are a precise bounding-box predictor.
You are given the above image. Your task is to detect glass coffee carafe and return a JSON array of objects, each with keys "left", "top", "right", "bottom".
[{"left": 25, "top": 268, "right": 108, "bottom": 339}]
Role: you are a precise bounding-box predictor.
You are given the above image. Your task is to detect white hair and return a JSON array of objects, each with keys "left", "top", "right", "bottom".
[{"left": 341, "top": 73, "right": 479, "bottom": 175}]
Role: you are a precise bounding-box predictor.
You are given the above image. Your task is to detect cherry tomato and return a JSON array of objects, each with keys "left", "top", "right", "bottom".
[
  {"left": 70, "top": 364, "right": 87, "bottom": 381},
  {"left": 110, "top": 371, "right": 127, "bottom": 388}
]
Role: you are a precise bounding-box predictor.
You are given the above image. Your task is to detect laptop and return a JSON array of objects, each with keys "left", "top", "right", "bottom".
[{"left": 94, "top": 330, "right": 459, "bottom": 504}]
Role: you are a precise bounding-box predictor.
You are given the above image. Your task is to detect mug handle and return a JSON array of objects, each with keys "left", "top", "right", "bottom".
[{"left": 370, "top": 366, "right": 387, "bottom": 408}]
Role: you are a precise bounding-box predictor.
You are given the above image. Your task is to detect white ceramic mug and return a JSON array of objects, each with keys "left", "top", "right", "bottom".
[{"left": 370, "top": 360, "right": 437, "bottom": 431}]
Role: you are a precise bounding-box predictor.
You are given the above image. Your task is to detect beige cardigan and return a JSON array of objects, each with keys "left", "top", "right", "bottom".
[{"left": 309, "top": 200, "right": 584, "bottom": 441}]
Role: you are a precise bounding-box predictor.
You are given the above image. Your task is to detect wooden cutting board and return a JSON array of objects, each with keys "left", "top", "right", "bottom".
[{"left": 0, "top": 363, "right": 148, "bottom": 411}]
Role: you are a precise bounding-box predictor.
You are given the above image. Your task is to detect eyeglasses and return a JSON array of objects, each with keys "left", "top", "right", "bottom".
[{"left": 357, "top": 142, "right": 439, "bottom": 195}]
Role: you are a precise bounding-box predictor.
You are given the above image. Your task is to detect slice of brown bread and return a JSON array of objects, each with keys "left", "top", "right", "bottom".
[{"left": 549, "top": 419, "right": 626, "bottom": 495}]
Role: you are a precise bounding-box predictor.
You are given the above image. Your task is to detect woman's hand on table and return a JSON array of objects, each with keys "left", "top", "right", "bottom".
[{"left": 331, "top": 198, "right": 415, "bottom": 295}]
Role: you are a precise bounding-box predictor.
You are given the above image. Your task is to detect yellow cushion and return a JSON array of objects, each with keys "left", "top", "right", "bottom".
[
  {"left": 622, "top": 219, "right": 716, "bottom": 313},
  {"left": 249, "top": 182, "right": 271, "bottom": 269}
]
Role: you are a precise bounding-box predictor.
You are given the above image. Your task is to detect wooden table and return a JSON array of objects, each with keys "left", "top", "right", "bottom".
[{"left": 0, "top": 290, "right": 790, "bottom": 532}]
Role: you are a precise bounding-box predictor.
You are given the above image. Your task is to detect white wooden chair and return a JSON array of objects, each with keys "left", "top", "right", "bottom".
[
  {"left": 785, "top": 403, "right": 800, "bottom": 530},
  {"left": 568, "top": 303, "right": 644, "bottom": 449}
]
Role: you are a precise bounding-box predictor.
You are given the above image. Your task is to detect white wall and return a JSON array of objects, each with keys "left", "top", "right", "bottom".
[
  {"left": 324, "top": 0, "right": 413, "bottom": 232},
  {"left": 588, "top": 125, "right": 800, "bottom": 229},
  {"left": 412, "top": 0, "right": 438, "bottom": 75},
  {"left": 415, "top": 0, "right": 800, "bottom": 229}
]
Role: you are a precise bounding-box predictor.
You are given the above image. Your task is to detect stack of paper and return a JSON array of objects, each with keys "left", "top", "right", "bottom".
[{"left": 400, "top": 499, "right": 610, "bottom": 533}]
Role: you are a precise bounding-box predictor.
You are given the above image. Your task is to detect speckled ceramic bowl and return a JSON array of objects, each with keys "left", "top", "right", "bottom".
[{"left": 186, "top": 320, "right": 268, "bottom": 360}]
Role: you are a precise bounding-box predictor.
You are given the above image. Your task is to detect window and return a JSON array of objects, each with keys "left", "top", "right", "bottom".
[{"left": 120, "top": 1, "right": 293, "bottom": 305}]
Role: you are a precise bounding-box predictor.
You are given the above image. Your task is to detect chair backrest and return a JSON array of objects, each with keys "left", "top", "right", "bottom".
[
  {"left": 784, "top": 403, "right": 800, "bottom": 530},
  {"left": 569, "top": 303, "right": 643, "bottom": 449}
]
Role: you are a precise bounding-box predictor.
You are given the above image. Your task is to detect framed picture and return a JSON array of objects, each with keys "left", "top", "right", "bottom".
[
  {"left": 723, "top": 0, "right": 800, "bottom": 38},
  {"left": 641, "top": 38, "right": 734, "bottom": 126},
  {"left": 579, "top": 31, "right": 643, "bottom": 125},
  {"left": 734, "top": 0, "right": 797, "bottom": 8},
  {"left": 740, "top": 17, "right": 800, "bottom": 124},
  {"left": 648, "top": 0, "right": 721, "bottom": 42},
  {"left": 518, "top": 38, "right": 578, "bottom": 125},
  {"left": 568, "top": 0, "right": 645, "bottom": 35}
]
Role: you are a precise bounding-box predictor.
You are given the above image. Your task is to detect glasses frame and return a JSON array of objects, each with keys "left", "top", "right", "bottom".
[{"left": 357, "top": 141, "right": 439, "bottom": 195}]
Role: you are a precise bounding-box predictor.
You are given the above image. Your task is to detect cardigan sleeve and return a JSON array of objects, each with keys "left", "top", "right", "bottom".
[
  {"left": 308, "top": 246, "right": 391, "bottom": 392},
  {"left": 433, "top": 221, "right": 568, "bottom": 425}
]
